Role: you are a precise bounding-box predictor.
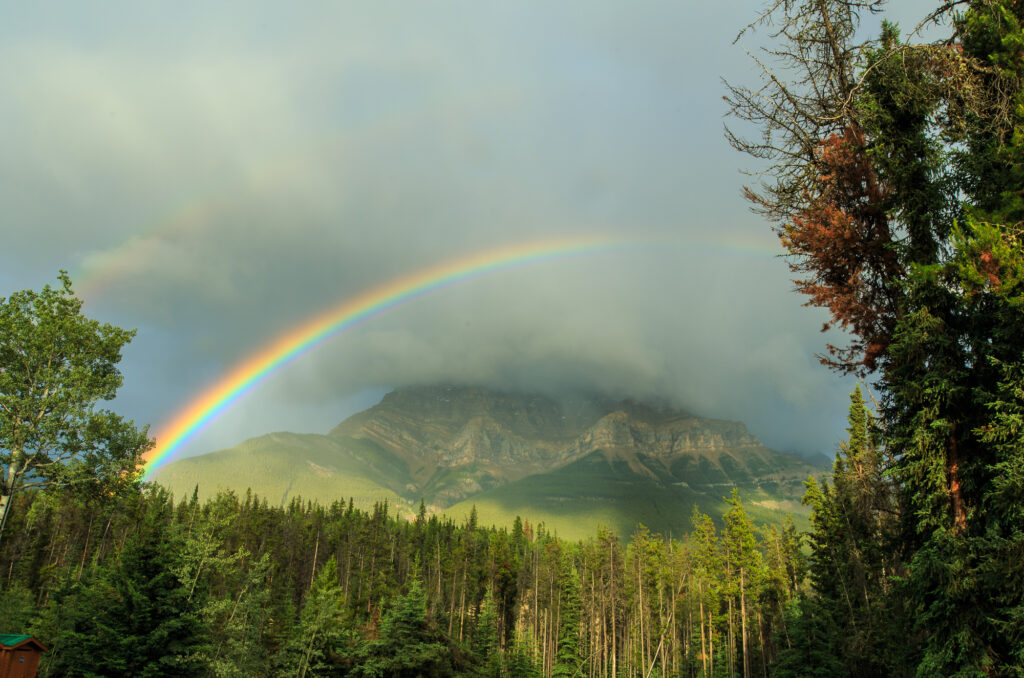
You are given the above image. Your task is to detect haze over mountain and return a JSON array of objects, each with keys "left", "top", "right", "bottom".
[
  {"left": 0, "top": 0, "right": 941, "bottom": 464},
  {"left": 153, "top": 385, "right": 824, "bottom": 539}
]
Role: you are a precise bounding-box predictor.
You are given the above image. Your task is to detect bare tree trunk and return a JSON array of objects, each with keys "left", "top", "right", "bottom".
[
  {"left": 758, "top": 610, "right": 768, "bottom": 678},
  {"left": 699, "top": 580, "right": 708, "bottom": 678},
  {"left": 458, "top": 566, "right": 467, "bottom": 642},
  {"left": 448, "top": 564, "right": 460, "bottom": 636},
  {"left": 77, "top": 511, "right": 96, "bottom": 581},
  {"left": 610, "top": 545, "right": 617, "bottom": 678},
  {"left": 740, "top": 569, "right": 749, "bottom": 678},
  {"left": 728, "top": 596, "right": 734, "bottom": 678},
  {"left": 0, "top": 491, "right": 15, "bottom": 548},
  {"left": 709, "top": 601, "right": 714, "bottom": 678},
  {"left": 309, "top": 528, "right": 320, "bottom": 591},
  {"left": 637, "top": 561, "right": 646, "bottom": 675}
]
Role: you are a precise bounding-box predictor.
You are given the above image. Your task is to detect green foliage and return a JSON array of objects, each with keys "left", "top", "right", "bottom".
[
  {"left": 0, "top": 582, "right": 36, "bottom": 634},
  {"left": 351, "top": 575, "right": 454, "bottom": 678},
  {"left": 194, "top": 551, "right": 273, "bottom": 677},
  {"left": 0, "top": 459, "right": 814, "bottom": 677},
  {"left": 469, "top": 591, "right": 501, "bottom": 678},
  {"left": 506, "top": 632, "right": 542, "bottom": 678},
  {"left": 771, "top": 598, "right": 845, "bottom": 678},
  {"left": 0, "top": 273, "right": 150, "bottom": 542},
  {"left": 276, "top": 556, "right": 347, "bottom": 678},
  {"left": 551, "top": 554, "right": 583, "bottom": 678},
  {"left": 38, "top": 490, "right": 205, "bottom": 677},
  {"left": 731, "top": 0, "right": 1024, "bottom": 674}
]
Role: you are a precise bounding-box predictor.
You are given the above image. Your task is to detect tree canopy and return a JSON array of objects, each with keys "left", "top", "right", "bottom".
[
  {"left": 730, "top": 0, "right": 1024, "bottom": 673},
  {"left": 0, "top": 272, "right": 150, "bottom": 542}
]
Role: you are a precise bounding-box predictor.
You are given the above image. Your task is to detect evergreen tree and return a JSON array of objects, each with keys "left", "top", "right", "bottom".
[
  {"left": 0, "top": 582, "right": 36, "bottom": 634},
  {"left": 470, "top": 589, "right": 501, "bottom": 678},
  {"left": 352, "top": 573, "right": 453, "bottom": 678},
  {"left": 782, "top": 387, "right": 903, "bottom": 676},
  {"left": 506, "top": 632, "right": 542, "bottom": 678},
  {"left": 196, "top": 552, "right": 274, "bottom": 678},
  {"left": 552, "top": 554, "right": 583, "bottom": 678},
  {"left": 276, "top": 556, "right": 346, "bottom": 678},
  {"left": 38, "top": 490, "right": 205, "bottom": 677},
  {"left": 730, "top": 1, "right": 1024, "bottom": 673}
]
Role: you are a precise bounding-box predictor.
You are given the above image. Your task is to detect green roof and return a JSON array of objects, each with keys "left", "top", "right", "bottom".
[{"left": 0, "top": 634, "right": 35, "bottom": 647}]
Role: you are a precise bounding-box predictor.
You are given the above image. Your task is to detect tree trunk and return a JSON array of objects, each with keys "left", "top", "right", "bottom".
[
  {"left": 309, "top": 528, "right": 320, "bottom": 591},
  {"left": 728, "top": 596, "right": 734, "bottom": 678},
  {"left": 610, "top": 545, "right": 617, "bottom": 678},
  {"left": 740, "top": 569, "right": 749, "bottom": 678},
  {"left": 0, "top": 490, "right": 15, "bottom": 550},
  {"left": 699, "top": 580, "right": 708, "bottom": 678},
  {"left": 758, "top": 610, "right": 768, "bottom": 678},
  {"left": 638, "top": 561, "right": 646, "bottom": 675},
  {"left": 949, "top": 431, "right": 967, "bottom": 532},
  {"left": 709, "top": 601, "right": 714, "bottom": 678},
  {"left": 458, "top": 566, "right": 467, "bottom": 642},
  {"left": 77, "top": 511, "right": 96, "bottom": 581}
]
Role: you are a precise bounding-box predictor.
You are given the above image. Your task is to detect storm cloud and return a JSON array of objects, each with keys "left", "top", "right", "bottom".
[{"left": 2, "top": 1, "right": 939, "bottom": 460}]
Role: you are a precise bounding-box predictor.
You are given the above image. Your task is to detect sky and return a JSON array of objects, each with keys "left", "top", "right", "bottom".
[{"left": 2, "top": 0, "right": 945, "bottom": 463}]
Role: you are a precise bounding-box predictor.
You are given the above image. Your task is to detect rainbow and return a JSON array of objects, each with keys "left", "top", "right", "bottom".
[{"left": 141, "top": 235, "right": 619, "bottom": 478}]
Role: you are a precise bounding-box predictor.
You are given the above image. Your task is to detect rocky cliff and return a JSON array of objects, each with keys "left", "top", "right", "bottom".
[
  {"left": 151, "top": 384, "right": 824, "bottom": 537},
  {"left": 328, "top": 385, "right": 815, "bottom": 506}
]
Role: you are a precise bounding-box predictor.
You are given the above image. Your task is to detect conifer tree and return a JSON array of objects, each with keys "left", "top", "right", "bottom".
[
  {"left": 39, "top": 490, "right": 205, "bottom": 677},
  {"left": 552, "top": 554, "right": 583, "bottom": 678},
  {"left": 352, "top": 573, "right": 453, "bottom": 678},
  {"left": 506, "top": 632, "right": 542, "bottom": 678},
  {"left": 277, "top": 556, "right": 346, "bottom": 678},
  {"left": 729, "top": 1, "right": 1024, "bottom": 673},
  {"left": 470, "top": 589, "right": 501, "bottom": 678}
]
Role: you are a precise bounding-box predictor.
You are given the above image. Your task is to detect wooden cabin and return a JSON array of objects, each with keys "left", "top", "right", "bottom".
[{"left": 0, "top": 635, "right": 46, "bottom": 678}]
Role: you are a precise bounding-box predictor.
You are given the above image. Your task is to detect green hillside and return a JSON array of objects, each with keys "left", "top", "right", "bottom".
[
  {"left": 152, "top": 385, "right": 825, "bottom": 536},
  {"left": 447, "top": 449, "right": 812, "bottom": 541},
  {"left": 152, "top": 432, "right": 417, "bottom": 516}
]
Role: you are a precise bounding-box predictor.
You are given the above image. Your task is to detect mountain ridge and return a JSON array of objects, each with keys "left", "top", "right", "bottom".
[{"left": 152, "top": 384, "right": 825, "bottom": 539}]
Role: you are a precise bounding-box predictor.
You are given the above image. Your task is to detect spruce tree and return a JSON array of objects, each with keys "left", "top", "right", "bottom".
[
  {"left": 552, "top": 554, "right": 583, "bottom": 678},
  {"left": 729, "top": 1, "right": 1024, "bottom": 673},
  {"left": 352, "top": 574, "right": 453, "bottom": 678},
  {"left": 39, "top": 491, "right": 205, "bottom": 677},
  {"left": 470, "top": 590, "right": 501, "bottom": 678}
]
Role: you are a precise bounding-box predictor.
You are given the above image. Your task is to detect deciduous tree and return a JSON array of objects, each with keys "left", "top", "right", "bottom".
[{"left": 0, "top": 273, "right": 150, "bottom": 544}]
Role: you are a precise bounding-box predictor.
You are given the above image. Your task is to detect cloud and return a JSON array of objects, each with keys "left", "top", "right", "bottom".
[{"left": 1, "top": 0, "right": 919, "bottom": 460}]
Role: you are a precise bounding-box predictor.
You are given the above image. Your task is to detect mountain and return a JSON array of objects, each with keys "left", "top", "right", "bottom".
[{"left": 151, "top": 385, "right": 825, "bottom": 539}]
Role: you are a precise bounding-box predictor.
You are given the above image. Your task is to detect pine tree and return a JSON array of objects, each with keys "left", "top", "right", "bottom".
[
  {"left": 276, "top": 556, "right": 346, "bottom": 678},
  {"left": 352, "top": 573, "right": 453, "bottom": 678},
  {"left": 470, "top": 589, "right": 501, "bottom": 678},
  {"left": 552, "top": 554, "right": 583, "bottom": 678},
  {"left": 506, "top": 632, "right": 542, "bottom": 678},
  {"left": 39, "top": 490, "right": 206, "bottom": 677},
  {"left": 729, "top": 1, "right": 1024, "bottom": 673},
  {"left": 0, "top": 582, "right": 35, "bottom": 634}
]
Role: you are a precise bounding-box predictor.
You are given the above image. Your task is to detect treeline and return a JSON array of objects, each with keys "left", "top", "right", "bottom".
[{"left": 0, "top": 472, "right": 810, "bottom": 677}]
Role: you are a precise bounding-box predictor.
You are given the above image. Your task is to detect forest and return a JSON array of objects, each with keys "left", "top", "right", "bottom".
[
  {"left": 0, "top": 461, "right": 803, "bottom": 678},
  {"left": 3, "top": 0, "right": 1024, "bottom": 675}
]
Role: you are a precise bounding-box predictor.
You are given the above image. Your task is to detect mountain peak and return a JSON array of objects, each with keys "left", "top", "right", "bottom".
[{"left": 153, "top": 384, "right": 824, "bottom": 539}]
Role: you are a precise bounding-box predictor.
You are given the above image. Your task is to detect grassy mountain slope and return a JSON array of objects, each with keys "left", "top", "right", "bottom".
[
  {"left": 152, "top": 385, "right": 825, "bottom": 537},
  {"left": 152, "top": 432, "right": 417, "bottom": 515},
  {"left": 447, "top": 446, "right": 812, "bottom": 542}
]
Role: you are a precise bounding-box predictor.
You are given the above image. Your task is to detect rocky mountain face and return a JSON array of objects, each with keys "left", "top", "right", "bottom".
[
  {"left": 153, "top": 384, "right": 823, "bottom": 537},
  {"left": 329, "top": 386, "right": 577, "bottom": 488},
  {"left": 328, "top": 385, "right": 814, "bottom": 507}
]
